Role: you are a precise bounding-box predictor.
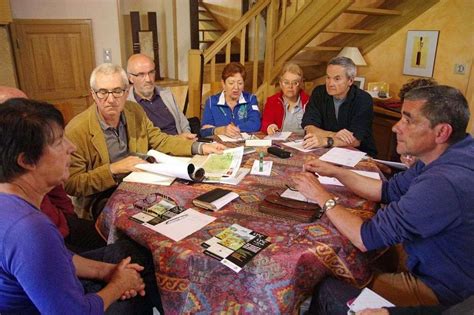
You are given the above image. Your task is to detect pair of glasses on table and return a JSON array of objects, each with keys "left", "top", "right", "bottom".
[{"left": 133, "top": 192, "right": 185, "bottom": 216}]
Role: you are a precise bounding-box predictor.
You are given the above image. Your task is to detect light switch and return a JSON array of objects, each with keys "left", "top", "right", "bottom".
[
  {"left": 454, "top": 63, "right": 466, "bottom": 75},
  {"left": 103, "top": 48, "right": 112, "bottom": 63}
]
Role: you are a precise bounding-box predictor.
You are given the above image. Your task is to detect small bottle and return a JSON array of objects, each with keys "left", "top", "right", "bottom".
[{"left": 259, "top": 152, "right": 264, "bottom": 172}]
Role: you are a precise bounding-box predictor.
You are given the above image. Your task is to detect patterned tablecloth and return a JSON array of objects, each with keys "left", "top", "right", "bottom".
[{"left": 97, "top": 142, "right": 380, "bottom": 315}]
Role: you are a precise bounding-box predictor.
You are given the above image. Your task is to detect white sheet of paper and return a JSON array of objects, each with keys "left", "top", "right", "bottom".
[
  {"left": 146, "top": 208, "right": 216, "bottom": 242},
  {"left": 319, "top": 147, "right": 366, "bottom": 167},
  {"left": 280, "top": 188, "right": 318, "bottom": 203},
  {"left": 218, "top": 133, "right": 251, "bottom": 142},
  {"left": 245, "top": 139, "right": 272, "bottom": 147},
  {"left": 211, "top": 192, "right": 239, "bottom": 210},
  {"left": 348, "top": 288, "right": 395, "bottom": 313},
  {"left": 250, "top": 160, "right": 273, "bottom": 176},
  {"left": 282, "top": 140, "right": 316, "bottom": 152},
  {"left": 317, "top": 170, "right": 381, "bottom": 186},
  {"left": 135, "top": 150, "right": 195, "bottom": 180},
  {"left": 123, "top": 171, "right": 174, "bottom": 186},
  {"left": 264, "top": 131, "right": 292, "bottom": 141}
]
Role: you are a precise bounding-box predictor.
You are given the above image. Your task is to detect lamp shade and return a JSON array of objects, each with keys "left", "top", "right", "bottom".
[{"left": 337, "top": 47, "right": 367, "bottom": 66}]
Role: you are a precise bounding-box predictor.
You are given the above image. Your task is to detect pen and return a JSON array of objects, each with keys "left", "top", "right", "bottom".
[
  {"left": 165, "top": 214, "right": 188, "bottom": 224},
  {"left": 259, "top": 152, "right": 264, "bottom": 172}
]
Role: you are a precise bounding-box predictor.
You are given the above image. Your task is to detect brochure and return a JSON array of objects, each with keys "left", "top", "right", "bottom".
[{"left": 201, "top": 224, "right": 271, "bottom": 272}]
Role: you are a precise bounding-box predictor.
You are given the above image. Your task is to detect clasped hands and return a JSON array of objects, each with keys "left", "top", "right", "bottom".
[
  {"left": 302, "top": 128, "right": 356, "bottom": 149},
  {"left": 103, "top": 256, "right": 147, "bottom": 300}
]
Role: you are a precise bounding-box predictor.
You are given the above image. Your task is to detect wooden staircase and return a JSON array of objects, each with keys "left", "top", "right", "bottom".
[
  {"left": 186, "top": 0, "right": 440, "bottom": 119},
  {"left": 197, "top": 1, "right": 226, "bottom": 50}
]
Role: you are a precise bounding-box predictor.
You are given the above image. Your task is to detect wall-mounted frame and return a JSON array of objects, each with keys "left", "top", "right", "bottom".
[
  {"left": 403, "top": 30, "right": 439, "bottom": 77},
  {"left": 353, "top": 76, "right": 366, "bottom": 90}
]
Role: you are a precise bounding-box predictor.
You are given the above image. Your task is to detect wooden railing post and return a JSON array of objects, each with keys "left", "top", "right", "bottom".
[{"left": 187, "top": 49, "right": 203, "bottom": 119}]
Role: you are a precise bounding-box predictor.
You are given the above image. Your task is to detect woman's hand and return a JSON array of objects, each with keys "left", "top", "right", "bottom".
[{"left": 267, "top": 124, "right": 279, "bottom": 135}]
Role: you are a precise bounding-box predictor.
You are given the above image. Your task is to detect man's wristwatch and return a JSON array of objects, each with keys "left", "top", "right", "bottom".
[
  {"left": 326, "top": 137, "right": 334, "bottom": 148},
  {"left": 318, "top": 198, "right": 337, "bottom": 218}
]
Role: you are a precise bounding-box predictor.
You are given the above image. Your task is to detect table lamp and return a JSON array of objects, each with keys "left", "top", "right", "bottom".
[{"left": 337, "top": 47, "right": 367, "bottom": 66}]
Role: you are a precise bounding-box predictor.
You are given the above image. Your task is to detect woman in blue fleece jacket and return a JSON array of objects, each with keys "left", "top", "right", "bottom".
[{"left": 200, "top": 62, "right": 261, "bottom": 138}]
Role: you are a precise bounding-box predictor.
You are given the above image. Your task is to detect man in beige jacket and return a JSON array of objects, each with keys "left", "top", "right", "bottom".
[{"left": 65, "top": 63, "right": 224, "bottom": 220}]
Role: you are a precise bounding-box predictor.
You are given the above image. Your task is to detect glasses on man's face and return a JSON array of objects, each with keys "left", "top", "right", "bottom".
[
  {"left": 93, "top": 88, "right": 126, "bottom": 99},
  {"left": 129, "top": 70, "right": 156, "bottom": 79},
  {"left": 281, "top": 80, "right": 300, "bottom": 88}
]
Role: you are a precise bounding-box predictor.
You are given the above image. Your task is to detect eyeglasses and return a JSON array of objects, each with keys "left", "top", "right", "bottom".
[
  {"left": 134, "top": 192, "right": 183, "bottom": 212},
  {"left": 281, "top": 80, "right": 300, "bottom": 88},
  {"left": 93, "top": 88, "right": 126, "bottom": 99},
  {"left": 129, "top": 70, "right": 156, "bottom": 79}
]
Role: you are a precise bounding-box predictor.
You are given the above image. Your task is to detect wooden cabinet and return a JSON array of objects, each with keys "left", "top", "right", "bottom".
[
  {"left": 0, "top": 0, "right": 12, "bottom": 25},
  {"left": 372, "top": 103, "right": 401, "bottom": 161}
]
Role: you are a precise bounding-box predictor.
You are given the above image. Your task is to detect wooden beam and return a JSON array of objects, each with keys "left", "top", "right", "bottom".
[{"left": 345, "top": 7, "right": 401, "bottom": 16}]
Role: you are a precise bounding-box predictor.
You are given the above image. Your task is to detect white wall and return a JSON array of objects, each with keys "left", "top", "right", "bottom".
[
  {"left": 176, "top": 0, "right": 190, "bottom": 81},
  {"left": 11, "top": 0, "right": 122, "bottom": 67}
]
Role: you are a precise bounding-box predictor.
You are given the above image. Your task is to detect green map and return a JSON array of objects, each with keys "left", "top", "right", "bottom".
[{"left": 203, "top": 152, "right": 234, "bottom": 176}]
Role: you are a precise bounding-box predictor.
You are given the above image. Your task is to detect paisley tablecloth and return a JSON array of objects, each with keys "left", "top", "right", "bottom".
[{"left": 97, "top": 144, "right": 379, "bottom": 315}]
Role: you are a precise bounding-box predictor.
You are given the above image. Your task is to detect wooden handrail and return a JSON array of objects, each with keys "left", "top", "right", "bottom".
[{"left": 203, "top": 0, "right": 271, "bottom": 64}]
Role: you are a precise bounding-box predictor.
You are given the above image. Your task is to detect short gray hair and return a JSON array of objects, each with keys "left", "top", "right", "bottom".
[
  {"left": 327, "top": 56, "right": 357, "bottom": 79},
  {"left": 405, "top": 85, "right": 470, "bottom": 143},
  {"left": 90, "top": 63, "right": 129, "bottom": 90}
]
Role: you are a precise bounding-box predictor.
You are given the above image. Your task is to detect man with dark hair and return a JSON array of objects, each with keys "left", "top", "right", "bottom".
[
  {"left": 0, "top": 86, "right": 105, "bottom": 253},
  {"left": 293, "top": 85, "right": 474, "bottom": 312},
  {"left": 302, "top": 56, "right": 377, "bottom": 156},
  {"left": 0, "top": 98, "right": 163, "bottom": 314}
]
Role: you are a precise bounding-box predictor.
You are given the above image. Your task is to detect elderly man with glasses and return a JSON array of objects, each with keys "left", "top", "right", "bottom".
[
  {"left": 127, "top": 54, "right": 196, "bottom": 140},
  {"left": 65, "top": 63, "right": 225, "bottom": 220}
]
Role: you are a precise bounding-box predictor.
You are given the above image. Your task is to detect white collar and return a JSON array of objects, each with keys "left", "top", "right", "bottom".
[{"left": 217, "top": 91, "right": 246, "bottom": 105}]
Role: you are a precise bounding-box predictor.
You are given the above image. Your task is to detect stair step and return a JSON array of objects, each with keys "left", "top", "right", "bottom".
[
  {"left": 323, "top": 28, "right": 376, "bottom": 35},
  {"left": 199, "top": 17, "right": 213, "bottom": 21},
  {"left": 291, "top": 60, "right": 324, "bottom": 67},
  {"left": 200, "top": 29, "right": 224, "bottom": 33},
  {"left": 300, "top": 46, "right": 342, "bottom": 52},
  {"left": 345, "top": 7, "right": 401, "bottom": 16},
  {"left": 200, "top": 40, "right": 216, "bottom": 44}
]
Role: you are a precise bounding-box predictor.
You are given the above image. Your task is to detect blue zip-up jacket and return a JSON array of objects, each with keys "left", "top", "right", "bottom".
[
  {"left": 361, "top": 135, "right": 474, "bottom": 306},
  {"left": 200, "top": 91, "right": 261, "bottom": 137}
]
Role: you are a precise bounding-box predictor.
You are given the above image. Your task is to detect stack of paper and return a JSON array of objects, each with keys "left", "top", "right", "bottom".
[{"left": 319, "top": 147, "right": 366, "bottom": 167}]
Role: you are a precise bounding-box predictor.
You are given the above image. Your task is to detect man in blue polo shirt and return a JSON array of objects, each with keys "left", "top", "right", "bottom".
[
  {"left": 127, "top": 53, "right": 196, "bottom": 140},
  {"left": 293, "top": 85, "right": 474, "bottom": 311}
]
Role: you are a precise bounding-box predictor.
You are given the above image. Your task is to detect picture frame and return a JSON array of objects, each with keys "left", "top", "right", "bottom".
[
  {"left": 403, "top": 30, "right": 439, "bottom": 77},
  {"left": 353, "top": 76, "right": 366, "bottom": 90}
]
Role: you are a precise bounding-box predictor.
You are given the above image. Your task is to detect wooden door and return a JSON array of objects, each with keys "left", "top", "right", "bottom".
[{"left": 11, "top": 19, "right": 95, "bottom": 121}]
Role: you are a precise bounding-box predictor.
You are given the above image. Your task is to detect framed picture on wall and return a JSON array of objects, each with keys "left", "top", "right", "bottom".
[
  {"left": 353, "top": 76, "right": 366, "bottom": 89},
  {"left": 403, "top": 30, "right": 440, "bottom": 77}
]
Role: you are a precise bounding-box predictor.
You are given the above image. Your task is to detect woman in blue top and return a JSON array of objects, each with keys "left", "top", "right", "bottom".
[{"left": 200, "top": 62, "right": 261, "bottom": 138}]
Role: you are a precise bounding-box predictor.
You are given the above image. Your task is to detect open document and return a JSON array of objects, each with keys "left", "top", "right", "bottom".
[
  {"left": 192, "top": 146, "right": 244, "bottom": 180},
  {"left": 125, "top": 150, "right": 205, "bottom": 185}
]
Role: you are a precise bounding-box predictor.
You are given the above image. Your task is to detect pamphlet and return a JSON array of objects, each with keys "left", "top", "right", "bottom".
[
  {"left": 131, "top": 206, "right": 216, "bottom": 242},
  {"left": 201, "top": 224, "right": 271, "bottom": 272},
  {"left": 282, "top": 140, "right": 316, "bottom": 152},
  {"left": 134, "top": 150, "right": 205, "bottom": 182},
  {"left": 191, "top": 146, "right": 244, "bottom": 179},
  {"left": 319, "top": 147, "right": 366, "bottom": 167}
]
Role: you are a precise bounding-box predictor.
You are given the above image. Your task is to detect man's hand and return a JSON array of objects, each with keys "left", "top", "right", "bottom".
[
  {"left": 291, "top": 172, "right": 331, "bottom": 205},
  {"left": 335, "top": 128, "right": 356, "bottom": 144},
  {"left": 267, "top": 124, "right": 279, "bottom": 135},
  {"left": 303, "top": 158, "right": 340, "bottom": 177},
  {"left": 180, "top": 132, "right": 197, "bottom": 140},
  {"left": 303, "top": 132, "right": 324, "bottom": 149},
  {"left": 110, "top": 156, "right": 146, "bottom": 175},
  {"left": 202, "top": 143, "right": 226, "bottom": 155}
]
